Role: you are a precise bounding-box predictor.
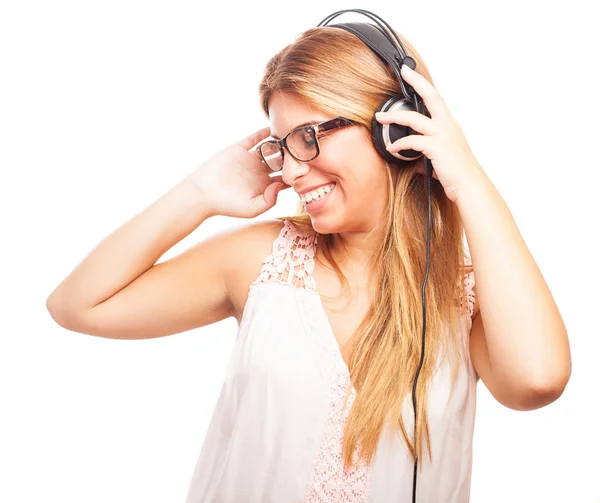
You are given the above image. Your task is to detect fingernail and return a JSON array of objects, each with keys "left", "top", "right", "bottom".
[{"left": 402, "top": 64, "right": 412, "bottom": 72}]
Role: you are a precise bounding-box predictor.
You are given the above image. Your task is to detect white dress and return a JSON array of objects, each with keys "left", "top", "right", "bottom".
[{"left": 185, "top": 219, "right": 477, "bottom": 502}]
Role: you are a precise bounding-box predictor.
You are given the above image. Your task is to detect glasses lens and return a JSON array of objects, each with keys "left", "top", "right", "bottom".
[
  {"left": 259, "top": 141, "right": 282, "bottom": 171},
  {"left": 288, "top": 126, "right": 317, "bottom": 161}
]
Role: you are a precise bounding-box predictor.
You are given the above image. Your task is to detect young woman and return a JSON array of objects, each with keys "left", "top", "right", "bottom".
[{"left": 46, "top": 24, "right": 571, "bottom": 503}]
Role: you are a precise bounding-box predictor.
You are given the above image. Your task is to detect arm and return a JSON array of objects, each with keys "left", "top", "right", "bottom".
[
  {"left": 457, "top": 168, "right": 572, "bottom": 411},
  {"left": 45, "top": 175, "right": 235, "bottom": 339}
]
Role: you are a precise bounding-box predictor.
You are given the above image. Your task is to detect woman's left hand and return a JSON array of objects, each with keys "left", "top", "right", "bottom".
[{"left": 375, "top": 63, "right": 486, "bottom": 204}]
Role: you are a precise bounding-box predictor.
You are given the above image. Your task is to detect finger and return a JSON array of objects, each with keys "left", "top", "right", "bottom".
[
  {"left": 269, "top": 175, "right": 291, "bottom": 189},
  {"left": 387, "top": 134, "right": 427, "bottom": 156},
  {"left": 240, "top": 126, "right": 272, "bottom": 151},
  {"left": 248, "top": 181, "right": 282, "bottom": 215},
  {"left": 401, "top": 64, "right": 450, "bottom": 121},
  {"left": 375, "top": 110, "right": 434, "bottom": 136}
]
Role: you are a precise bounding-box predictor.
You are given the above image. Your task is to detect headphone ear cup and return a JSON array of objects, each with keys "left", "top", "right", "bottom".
[{"left": 371, "top": 96, "right": 424, "bottom": 166}]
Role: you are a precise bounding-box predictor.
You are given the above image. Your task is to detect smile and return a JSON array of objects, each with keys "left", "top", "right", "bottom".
[{"left": 302, "top": 183, "right": 336, "bottom": 213}]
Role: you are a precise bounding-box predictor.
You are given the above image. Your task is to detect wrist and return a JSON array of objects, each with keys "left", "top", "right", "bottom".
[
  {"left": 180, "top": 174, "right": 218, "bottom": 219},
  {"left": 453, "top": 165, "right": 492, "bottom": 209}
]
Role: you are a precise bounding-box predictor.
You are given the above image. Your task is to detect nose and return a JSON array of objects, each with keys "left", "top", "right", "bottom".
[{"left": 281, "top": 152, "right": 311, "bottom": 187}]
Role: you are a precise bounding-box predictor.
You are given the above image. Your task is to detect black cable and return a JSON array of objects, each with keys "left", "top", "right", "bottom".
[{"left": 412, "top": 156, "right": 433, "bottom": 502}]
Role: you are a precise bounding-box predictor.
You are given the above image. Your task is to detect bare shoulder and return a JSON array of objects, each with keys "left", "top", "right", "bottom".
[{"left": 226, "top": 218, "right": 287, "bottom": 323}]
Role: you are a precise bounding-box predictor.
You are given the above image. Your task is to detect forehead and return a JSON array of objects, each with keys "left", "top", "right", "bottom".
[{"left": 268, "top": 93, "right": 330, "bottom": 139}]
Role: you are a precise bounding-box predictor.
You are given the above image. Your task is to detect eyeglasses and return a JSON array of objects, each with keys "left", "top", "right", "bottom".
[{"left": 257, "top": 116, "right": 359, "bottom": 172}]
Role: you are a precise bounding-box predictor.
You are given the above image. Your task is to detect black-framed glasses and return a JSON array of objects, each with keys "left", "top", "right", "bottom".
[{"left": 257, "top": 116, "right": 359, "bottom": 172}]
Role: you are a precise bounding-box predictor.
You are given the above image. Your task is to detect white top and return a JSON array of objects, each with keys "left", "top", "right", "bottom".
[{"left": 185, "top": 219, "right": 477, "bottom": 502}]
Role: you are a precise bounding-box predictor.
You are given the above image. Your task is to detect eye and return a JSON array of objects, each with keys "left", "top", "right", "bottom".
[{"left": 299, "top": 128, "right": 315, "bottom": 146}]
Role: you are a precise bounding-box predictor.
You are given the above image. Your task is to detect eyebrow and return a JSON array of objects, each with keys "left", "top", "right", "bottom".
[{"left": 271, "top": 120, "right": 318, "bottom": 140}]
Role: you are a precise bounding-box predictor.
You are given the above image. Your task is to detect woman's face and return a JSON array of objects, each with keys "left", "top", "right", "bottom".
[{"left": 268, "top": 92, "right": 389, "bottom": 237}]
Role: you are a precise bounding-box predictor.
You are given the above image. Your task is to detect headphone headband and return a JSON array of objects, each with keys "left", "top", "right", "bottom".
[{"left": 317, "top": 9, "right": 420, "bottom": 110}]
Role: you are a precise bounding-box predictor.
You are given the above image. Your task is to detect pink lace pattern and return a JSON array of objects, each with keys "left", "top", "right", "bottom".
[
  {"left": 460, "top": 255, "right": 476, "bottom": 319},
  {"left": 250, "top": 220, "right": 317, "bottom": 291},
  {"left": 250, "top": 220, "right": 373, "bottom": 502},
  {"left": 297, "top": 291, "right": 373, "bottom": 502}
]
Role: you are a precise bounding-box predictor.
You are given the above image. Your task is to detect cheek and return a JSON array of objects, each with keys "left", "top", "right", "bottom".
[
  {"left": 314, "top": 136, "right": 381, "bottom": 194},
  {"left": 319, "top": 138, "right": 365, "bottom": 172}
]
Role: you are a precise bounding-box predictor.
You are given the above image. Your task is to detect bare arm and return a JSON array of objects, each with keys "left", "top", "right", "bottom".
[
  {"left": 46, "top": 122, "right": 285, "bottom": 339},
  {"left": 45, "top": 175, "right": 234, "bottom": 339}
]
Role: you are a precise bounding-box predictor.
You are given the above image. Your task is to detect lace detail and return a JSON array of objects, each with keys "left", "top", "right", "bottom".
[
  {"left": 459, "top": 254, "right": 476, "bottom": 319},
  {"left": 251, "top": 220, "right": 373, "bottom": 501},
  {"left": 297, "top": 292, "right": 373, "bottom": 502},
  {"left": 250, "top": 220, "right": 318, "bottom": 291}
]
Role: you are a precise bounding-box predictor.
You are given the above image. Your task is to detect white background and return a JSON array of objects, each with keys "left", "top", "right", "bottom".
[{"left": 1, "top": 0, "right": 599, "bottom": 501}]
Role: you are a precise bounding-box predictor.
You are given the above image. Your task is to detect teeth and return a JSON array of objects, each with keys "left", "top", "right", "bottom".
[{"left": 301, "top": 183, "right": 336, "bottom": 203}]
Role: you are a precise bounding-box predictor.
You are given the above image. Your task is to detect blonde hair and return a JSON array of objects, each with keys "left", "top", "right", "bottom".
[{"left": 258, "top": 26, "right": 473, "bottom": 470}]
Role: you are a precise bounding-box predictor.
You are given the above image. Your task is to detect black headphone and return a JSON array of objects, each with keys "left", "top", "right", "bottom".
[{"left": 317, "top": 9, "right": 436, "bottom": 503}]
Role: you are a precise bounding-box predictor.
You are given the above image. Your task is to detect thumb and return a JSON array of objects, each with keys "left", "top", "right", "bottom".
[
  {"left": 267, "top": 182, "right": 285, "bottom": 204},
  {"left": 248, "top": 182, "right": 284, "bottom": 215}
]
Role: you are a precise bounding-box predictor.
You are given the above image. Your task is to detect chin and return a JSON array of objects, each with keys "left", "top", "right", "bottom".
[{"left": 308, "top": 213, "right": 341, "bottom": 236}]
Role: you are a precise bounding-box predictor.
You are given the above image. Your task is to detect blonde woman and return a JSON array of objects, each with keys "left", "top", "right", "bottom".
[{"left": 46, "top": 23, "right": 571, "bottom": 503}]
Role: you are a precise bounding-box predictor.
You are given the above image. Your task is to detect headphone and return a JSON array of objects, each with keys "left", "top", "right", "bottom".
[{"left": 317, "top": 9, "right": 435, "bottom": 503}]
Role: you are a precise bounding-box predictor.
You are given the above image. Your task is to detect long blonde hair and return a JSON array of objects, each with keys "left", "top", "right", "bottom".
[{"left": 258, "top": 26, "right": 473, "bottom": 470}]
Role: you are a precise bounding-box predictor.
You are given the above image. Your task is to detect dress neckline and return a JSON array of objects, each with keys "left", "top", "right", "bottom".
[
  {"left": 313, "top": 286, "right": 353, "bottom": 375},
  {"left": 296, "top": 223, "right": 354, "bottom": 376},
  {"left": 249, "top": 219, "right": 362, "bottom": 379}
]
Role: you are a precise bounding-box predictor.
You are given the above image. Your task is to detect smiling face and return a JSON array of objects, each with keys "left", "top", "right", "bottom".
[{"left": 269, "top": 92, "right": 390, "bottom": 241}]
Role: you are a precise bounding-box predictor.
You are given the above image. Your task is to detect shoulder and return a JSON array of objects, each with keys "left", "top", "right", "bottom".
[
  {"left": 230, "top": 218, "right": 287, "bottom": 246},
  {"left": 226, "top": 219, "right": 288, "bottom": 322},
  {"left": 227, "top": 218, "right": 287, "bottom": 274}
]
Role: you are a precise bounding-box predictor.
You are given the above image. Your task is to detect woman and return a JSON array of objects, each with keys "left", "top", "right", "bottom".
[{"left": 46, "top": 23, "right": 571, "bottom": 502}]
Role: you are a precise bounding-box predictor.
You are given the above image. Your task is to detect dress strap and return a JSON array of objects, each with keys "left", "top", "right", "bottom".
[{"left": 251, "top": 220, "right": 318, "bottom": 291}]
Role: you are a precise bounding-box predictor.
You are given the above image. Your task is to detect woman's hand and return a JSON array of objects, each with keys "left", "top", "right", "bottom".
[
  {"left": 188, "top": 126, "right": 290, "bottom": 218},
  {"left": 375, "top": 64, "right": 486, "bottom": 204}
]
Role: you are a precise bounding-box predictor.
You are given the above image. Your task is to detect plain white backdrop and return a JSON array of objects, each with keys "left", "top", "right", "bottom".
[{"left": 1, "top": 0, "right": 598, "bottom": 501}]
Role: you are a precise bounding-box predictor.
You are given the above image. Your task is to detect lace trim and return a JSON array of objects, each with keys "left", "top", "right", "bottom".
[
  {"left": 460, "top": 255, "right": 476, "bottom": 319},
  {"left": 250, "top": 220, "right": 317, "bottom": 291},
  {"left": 250, "top": 220, "right": 373, "bottom": 501},
  {"left": 297, "top": 292, "right": 372, "bottom": 502}
]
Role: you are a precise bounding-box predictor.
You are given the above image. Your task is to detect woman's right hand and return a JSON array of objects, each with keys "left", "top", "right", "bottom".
[{"left": 187, "top": 126, "right": 291, "bottom": 218}]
